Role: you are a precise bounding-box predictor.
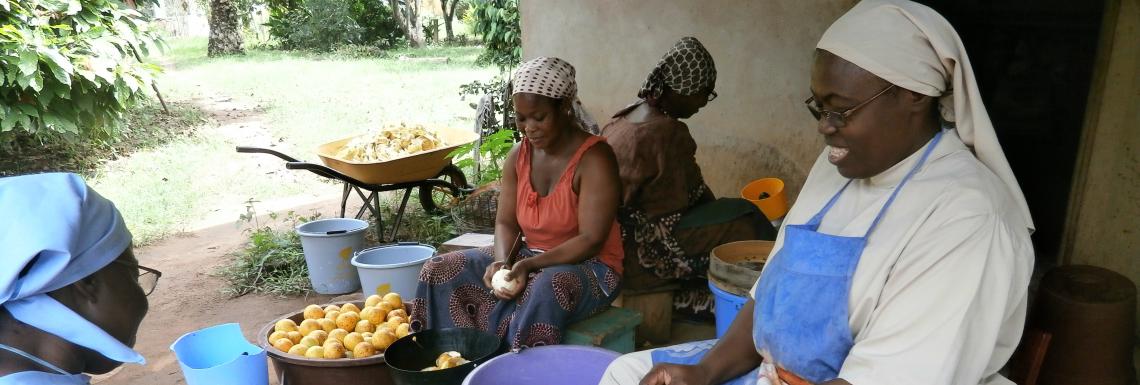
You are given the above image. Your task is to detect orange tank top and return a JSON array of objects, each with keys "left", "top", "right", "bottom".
[{"left": 515, "top": 135, "right": 624, "bottom": 274}]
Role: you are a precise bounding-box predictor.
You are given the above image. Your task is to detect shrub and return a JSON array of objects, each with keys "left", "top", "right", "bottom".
[
  {"left": 266, "top": 0, "right": 363, "bottom": 51},
  {"left": 347, "top": 0, "right": 404, "bottom": 49},
  {"left": 0, "top": 0, "right": 164, "bottom": 147},
  {"left": 465, "top": 0, "right": 519, "bottom": 71}
]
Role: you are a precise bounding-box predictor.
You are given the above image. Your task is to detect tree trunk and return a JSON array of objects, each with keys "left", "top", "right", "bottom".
[
  {"left": 207, "top": 0, "right": 244, "bottom": 57},
  {"left": 388, "top": 0, "right": 424, "bottom": 47},
  {"left": 441, "top": 0, "right": 455, "bottom": 42}
]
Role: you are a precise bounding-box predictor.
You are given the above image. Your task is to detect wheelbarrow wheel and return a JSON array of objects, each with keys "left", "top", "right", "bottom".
[{"left": 419, "top": 164, "right": 469, "bottom": 213}]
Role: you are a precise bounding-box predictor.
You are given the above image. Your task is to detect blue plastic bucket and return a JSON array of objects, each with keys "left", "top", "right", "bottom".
[
  {"left": 296, "top": 218, "right": 368, "bottom": 294},
  {"left": 170, "top": 323, "right": 269, "bottom": 385},
  {"left": 351, "top": 242, "right": 435, "bottom": 298},
  {"left": 709, "top": 281, "right": 748, "bottom": 338}
]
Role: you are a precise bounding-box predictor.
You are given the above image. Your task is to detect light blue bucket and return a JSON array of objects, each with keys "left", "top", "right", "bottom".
[
  {"left": 170, "top": 323, "right": 269, "bottom": 385},
  {"left": 709, "top": 281, "right": 748, "bottom": 338},
  {"left": 351, "top": 242, "right": 435, "bottom": 298},
  {"left": 296, "top": 218, "right": 369, "bottom": 294}
]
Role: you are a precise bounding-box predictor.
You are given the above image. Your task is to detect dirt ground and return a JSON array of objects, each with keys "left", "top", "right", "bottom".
[{"left": 95, "top": 198, "right": 347, "bottom": 385}]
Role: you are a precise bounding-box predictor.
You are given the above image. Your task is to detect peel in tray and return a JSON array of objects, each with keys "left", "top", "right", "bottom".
[{"left": 334, "top": 123, "right": 445, "bottom": 163}]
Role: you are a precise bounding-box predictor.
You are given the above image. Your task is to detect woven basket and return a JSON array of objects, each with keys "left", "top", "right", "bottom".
[{"left": 452, "top": 182, "right": 500, "bottom": 234}]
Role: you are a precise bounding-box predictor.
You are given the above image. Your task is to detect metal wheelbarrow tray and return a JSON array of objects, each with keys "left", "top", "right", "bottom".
[{"left": 237, "top": 126, "right": 477, "bottom": 243}]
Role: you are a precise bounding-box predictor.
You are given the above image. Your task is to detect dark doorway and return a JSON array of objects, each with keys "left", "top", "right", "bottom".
[{"left": 915, "top": 0, "right": 1105, "bottom": 263}]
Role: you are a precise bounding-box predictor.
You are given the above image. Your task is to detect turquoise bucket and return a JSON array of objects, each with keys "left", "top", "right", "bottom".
[{"left": 170, "top": 323, "right": 269, "bottom": 385}]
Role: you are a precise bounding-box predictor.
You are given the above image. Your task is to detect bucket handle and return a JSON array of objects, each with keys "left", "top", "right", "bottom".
[{"left": 325, "top": 230, "right": 348, "bottom": 235}]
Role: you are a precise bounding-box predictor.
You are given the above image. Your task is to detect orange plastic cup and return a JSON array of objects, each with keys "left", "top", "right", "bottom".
[{"left": 741, "top": 178, "right": 788, "bottom": 220}]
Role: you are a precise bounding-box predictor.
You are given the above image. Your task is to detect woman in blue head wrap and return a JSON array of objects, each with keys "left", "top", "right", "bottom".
[{"left": 0, "top": 173, "right": 160, "bottom": 385}]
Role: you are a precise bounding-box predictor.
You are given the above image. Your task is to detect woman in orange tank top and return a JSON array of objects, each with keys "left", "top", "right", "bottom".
[{"left": 411, "top": 57, "right": 625, "bottom": 349}]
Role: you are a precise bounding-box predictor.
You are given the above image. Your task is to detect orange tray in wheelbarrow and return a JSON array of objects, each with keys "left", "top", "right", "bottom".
[{"left": 316, "top": 126, "right": 479, "bottom": 185}]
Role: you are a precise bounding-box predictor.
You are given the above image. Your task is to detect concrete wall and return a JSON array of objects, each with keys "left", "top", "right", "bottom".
[
  {"left": 1063, "top": 0, "right": 1140, "bottom": 332},
  {"left": 520, "top": 0, "right": 857, "bottom": 203}
]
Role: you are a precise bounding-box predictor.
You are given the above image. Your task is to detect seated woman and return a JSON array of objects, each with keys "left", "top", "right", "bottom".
[
  {"left": 604, "top": 1, "right": 1034, "bottom": 384},
  {"left": 411, "top": 57, "right": 624, "bottom": 349},
  {"left": 0, "top": 173, "right": 158, "bottom": 385},
  {"left": 602, "top": 37, "right": 776, "bottom": 317}
]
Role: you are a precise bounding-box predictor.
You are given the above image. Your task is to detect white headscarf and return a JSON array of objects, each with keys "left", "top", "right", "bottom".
[
  {"left": 0, "top": 173, "right": 145, "bottom": 365},
  {"left": 512, "top": 57, "right": 600, "bottom": 135},
  {"left": 817, "top": 0, "right": 1034, "bottom": 231}
]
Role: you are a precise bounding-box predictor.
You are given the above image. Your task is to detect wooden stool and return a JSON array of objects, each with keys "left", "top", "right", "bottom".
[
  {"left": 615, "top": 284, "right": 680, "bottom": 345},
  {"left": 565, "top": 306, "right": 643, "bottom": 353},
  {"left": 438, "top": 232, "right": 494, "bottom": 253}
]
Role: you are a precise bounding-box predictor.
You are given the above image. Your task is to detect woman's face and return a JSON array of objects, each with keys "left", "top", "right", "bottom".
[
  {"left": 659, "top": 86, "right": 712, "bottom": 119},
  {"left": 514, "top": 93, "right": 571, "bottom": 150},
  {"left": 81, "top": 249, "right": 150, "bottom": 374},
  {"left": 809, "top": 50, "right": 936, "bottom": 178}
]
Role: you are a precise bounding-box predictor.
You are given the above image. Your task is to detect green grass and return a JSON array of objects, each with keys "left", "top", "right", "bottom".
[{"left": 90, "top": 37, "right": 494, "bottom": 244}]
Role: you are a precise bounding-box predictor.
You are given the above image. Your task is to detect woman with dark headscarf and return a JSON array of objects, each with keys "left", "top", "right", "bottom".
[
  {"left": 412, "top": 57, "right": 624, "bottom": 350},
  {"left": 602, "top": 37, "right": 776, "bottom": 318}
]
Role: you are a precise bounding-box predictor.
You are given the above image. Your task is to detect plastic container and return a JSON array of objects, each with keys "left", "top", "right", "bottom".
[
  {"left": 351, "top": 243, "right": 436, "bottom": 298},
  {"left": 384, "top": 328, "right": 503, "bottom": 385},
  {"left": 317, "top": 127, "right": 479, "bottom": 185},
  {"left": 258, "top": 301, "right": 395, "bottom": 385},
  {"left": 709, "top": 281, "right": 748, "bottom": 339},
  {"left": 296, "top": 218, "right": 369, "bottom": 294},
  {"left": 741, "top": 178, "right": 789, "bottom": 221},
  {"left": 170, "top": 323, "right": 269, "bottom": 385},
  {"left": 462, "top": 345, "right": 620, "bottom": 385}
]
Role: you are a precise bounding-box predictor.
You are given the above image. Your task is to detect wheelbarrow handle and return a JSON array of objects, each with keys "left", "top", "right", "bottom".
[
  {"left": 235, "top": 146, "right": 302, "bottom": 163},
  {"left": 284, "top": 161, "right": 371, "bottom": 187}
]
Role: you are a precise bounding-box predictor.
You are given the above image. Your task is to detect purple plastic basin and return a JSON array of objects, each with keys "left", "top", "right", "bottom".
[{"left": 462, "top": 345, "right": 620, "bottom": 385}]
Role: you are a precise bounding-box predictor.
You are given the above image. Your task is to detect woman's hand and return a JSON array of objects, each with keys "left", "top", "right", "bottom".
[
  {"left": 640, "top": 364, "right": 711, "bottom": 385},
  {"left": 492, "top": 259, "right": 533, "bottom": 300},
  {"left": 483, "top": 260, "right": 508, "bottom": 290}
]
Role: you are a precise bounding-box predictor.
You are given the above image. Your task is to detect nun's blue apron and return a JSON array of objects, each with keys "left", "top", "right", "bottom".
[
  {"left": 650, "top": 131, "right": 943, "bottom": 385},
  {"left": 752, "top": 131, "right": 943, "bottom": 383}
]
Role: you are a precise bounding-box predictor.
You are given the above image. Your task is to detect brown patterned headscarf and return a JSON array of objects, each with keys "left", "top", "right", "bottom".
[
  {"left": 639, "top": 37, "right": 717, "bottom": 99},
  {"left": 512, "top": 57, "right": 599, "bottom": 134}
]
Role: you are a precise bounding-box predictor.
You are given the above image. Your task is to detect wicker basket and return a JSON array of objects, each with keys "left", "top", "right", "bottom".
[{"left": 452, "top": 182, "right": 500, "bottom": 234}]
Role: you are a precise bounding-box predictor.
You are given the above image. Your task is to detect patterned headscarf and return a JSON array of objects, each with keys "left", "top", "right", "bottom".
[
  {"left": 512, "top": 57, "right": 599, "bottom": 134},
  {"left": 639, "top": 37, "right": 717, "bottom": 100}
]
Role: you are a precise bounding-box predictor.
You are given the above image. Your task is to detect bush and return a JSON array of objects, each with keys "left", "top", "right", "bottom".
[
  {"left": 220, "top": 205, "right": 316, "bottom": 297},
  {"left": 466, "top": 0, "right": 519, "bottom": 71},
  {"left": 266, "top": 0, "right": 363, "bottom": 51},
  {"left": 348, "top": 0, "right": 405, "bottom": 49},
  {"left": 0, "top": 0, "right": 164, "bottom": 147}
]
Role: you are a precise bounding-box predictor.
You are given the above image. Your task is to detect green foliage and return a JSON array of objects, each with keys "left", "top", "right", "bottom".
[
  {"left": 265, "top": 0, "right": 362, "bottom": 51},
  {"left": 465, "top": 0, "right": 519, "bottom": 71},
  {"left": 220, "top": 201, "right": 318, "bottom": 297},
  {"left": 347, "top": 0, "right": 404, "bottom": 49},
  {"left": 452, "top": 75, "right": 516, "bottom": 184},
  {"left": 0, "top": 0, "right": 164, "bottom": 146}
]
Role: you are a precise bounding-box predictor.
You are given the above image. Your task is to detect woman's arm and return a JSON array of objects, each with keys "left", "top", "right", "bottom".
[
  {"left": 483, "top": 144, "right": 524, "bottom": 292},
  {"left": 640, "top": 299, "right": 764, "bottom": 385},
  {"left": 506, "top": 143, "right": 621, "bottom": 278}
]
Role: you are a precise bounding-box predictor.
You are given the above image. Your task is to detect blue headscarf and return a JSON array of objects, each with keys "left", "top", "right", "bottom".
[{"left": 0, "top": 173, "right": 144, "bottom": 365}]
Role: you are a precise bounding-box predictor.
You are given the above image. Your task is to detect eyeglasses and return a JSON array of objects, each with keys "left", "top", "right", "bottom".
[
  {"left": 804, "top": 84, "right": 895, "bottom": 127},
  {"left": 114, "top": 260, "right": 163, "bottom": 296},
  {"left": 707, "top": 90, "right": 718, "bottom": 102}
]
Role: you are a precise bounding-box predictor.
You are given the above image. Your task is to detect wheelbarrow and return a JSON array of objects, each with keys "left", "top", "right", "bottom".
[{"left": 236, "top": 145, "right": 470, "bottom": 243}]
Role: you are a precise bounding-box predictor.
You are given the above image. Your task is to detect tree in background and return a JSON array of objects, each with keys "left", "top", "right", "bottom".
[
  {"left": 439, "top": 0, "right": 460, "bottom": 42},
  {"left": 0, "top": 0, "right": 164, "bottom": 146},
  {"left": 208, "top": 0, "right": 244, "bottom": 56},
  {"left": 388, "top": 0, "right": 423, "bottom": 47}
]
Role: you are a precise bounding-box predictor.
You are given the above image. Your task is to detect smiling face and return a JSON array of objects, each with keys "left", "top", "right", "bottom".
[
  {"left": 513, "top": 93, "right": 574, "bottom": 150},
  {"left": 809, "top": 50, "right": 939, "bottom": 179}
]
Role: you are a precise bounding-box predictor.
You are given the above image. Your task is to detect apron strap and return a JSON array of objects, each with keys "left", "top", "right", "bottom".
[
  {"left": 0, "top": 343, "right": 70, "bottom": 375},
  {"left": 863, "top": 130, "right": 944, "bottom": 237}
]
